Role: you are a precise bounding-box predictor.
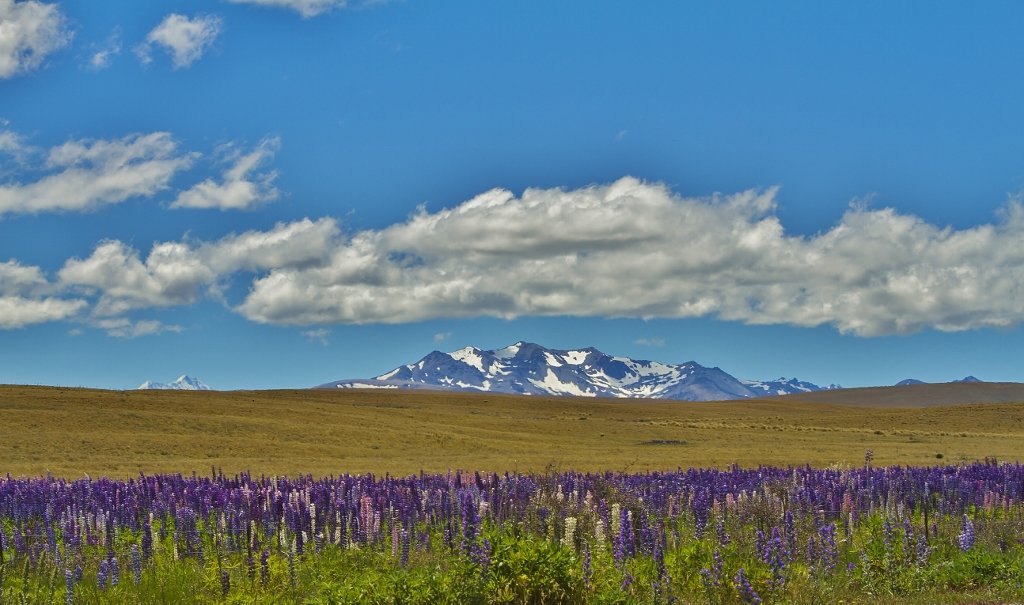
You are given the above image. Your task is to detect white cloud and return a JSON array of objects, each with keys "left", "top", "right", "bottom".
[
  {"left": 226, "top": 0, "right": 347, "bottom": 18},
  {"left": 0, "top": 259, "right": 85, "bottom": 328},
  {"left": 302, "top": 327, "right": 329, "bottom": 345},
  {"left": 94, "top": 318, "right": 183, "bottom": 339},
  {"left": 28, "top": 176, "right": 1024, "bottom": 337},
  {"left": 229, "top": 177, "right": 1024, "bottom": 336},
  {"left": 0, "top": 259, "right": 47, "bottom": 295},
  {"left": 0, "top": 132, "right": 195, "bottom": 215},
  {"left": 59, "top": 240, "right": 214, "bottom": 316},
  {"left": 0, "top": 0, "right": 71, "bottom": 78},
  {"left": 56, "top": 217, "right": 336, "bottom": 317},
  {"left": 88, "top": 29, "right": 121, "bottom": 70},
  {"left": 635, "top": 338, "right": 665, "bottom": 347},
  {"left": 172, "top": 137, "right": 280, "bottom": 210},
  {"left": 0, "top": 296, "right": 85, "bottom": 329},
  {"left": 137, "top": 14, "right": 222, "bottom": 69},
  {"left": 200, "top": 217, "right": 341, "bottom": 273},
  {"left": 433, "top": 331, "right": 452, "bottom": 343}
]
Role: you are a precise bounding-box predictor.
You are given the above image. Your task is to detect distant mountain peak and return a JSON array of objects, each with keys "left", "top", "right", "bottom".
[
  {"left": 317, "top": 342, "right": 835, "bottom": 402},
  {"left": 896, "top": 378, "right": 927, "bottom": 386},
  {"left": 137, "top": 375, "right": 211, "bottom": 391}
]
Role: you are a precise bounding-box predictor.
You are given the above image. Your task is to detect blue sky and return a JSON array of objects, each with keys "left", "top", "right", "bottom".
[{"left": 2, "top": 0, "right": 1024, "bottom": 390}]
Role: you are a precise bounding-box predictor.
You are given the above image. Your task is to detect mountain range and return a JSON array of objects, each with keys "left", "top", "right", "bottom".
[
  {"left": 137, "top": 375, "right": 211, "bottom": 391},
  {"left": 317, "top": 342, "right": 843, "bottom": 401}
]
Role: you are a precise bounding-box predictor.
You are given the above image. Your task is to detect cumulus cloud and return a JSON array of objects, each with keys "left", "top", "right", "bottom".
[
  {"left": 26, "top": 176, "right": 1024, "bottom": 337},
  {"left": 59, "top": 240, "right": 215, "bottom": 316},
  {"left": 226, "top": 0, "right": 347, "bottom": 18},
  {"left": 0, "top": 296, "right": 85, "bottom": 329},
  {"left": 0, "top": 132, "right": 195, "bottom": 215},
  {"left": 0, "top": 259, "right": 86, "bottom": 328},
  {"left": 94, "top": 318, "right": 182, "bottom": 339},
  {"left": 230, "top": 177, "right": 1024, "bottom": 336},
  {"left": 172, "top": 137, "right": 280, "bottom": 210},
  {"left": 199, "top": 217, "right": 341, "bottom": 273},
  {"left": 0, "top": 0, "right": 71, "bottom": 78},
  {"left": 56, "top": 217, "right": 337, "bottom": 317},
  {"left": 137, "top": 14, "right": 222, "bottom": 69}
]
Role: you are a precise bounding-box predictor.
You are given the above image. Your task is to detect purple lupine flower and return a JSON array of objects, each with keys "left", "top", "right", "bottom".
[
  {"left": 621, "top": 570, "right": 633, "bottom": 592},
  {"left": 818, "top": 523, "right": 838, "bottom": 571},
  {"left": 760, "top": 526, "right": 788, "bottom": 590},
  {"left": 98, "top": 559, "right": 109, "bottom": 590},
  {"left": 734, "top": 568, "right": 761, "bottom": 605},
  {"left": 247, "top": 551, "right": 256, "bottom": 581},
  {"left": 141, "top": 518, "right": 152, "bottom": 561},
  {"left": 784, "top": 509, "right": 796, "bottom": 553},
  {"left": 715, "top": 516, "right": 730, "bottom": 545},
  {"left": 65, "top": 569, "right": 74, "bottom": 605},
  {"left": 479, "top": 538, "right": 491, "bottom": 579},
  {"left": 400, "top": 529, "right": 410, "bottom": 567},
  {"left": 221, "top": 570, "right": 231, "bottom": 596},
  {"left": 581, "top": 541, "right": 592, "bottom": 589},
  {"left": 706, "top": 550, "right": 723, "bottom": 588},
  {"left": 110, "top": 556, "right": 120, "bottom": 587},
  {"left": 958, "top": 515, "right": 975, "bottom": 551},
  {"left": 260, "top": 549, "right": 270, "bottom": 586},
  {"left": 131, "top": 544, "right": 142, "bottom": 585}
]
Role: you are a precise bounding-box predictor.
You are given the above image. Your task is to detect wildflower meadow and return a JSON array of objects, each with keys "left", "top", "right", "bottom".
[{"left": 2, "top": 459, "right": 1024, "bottom": 603}]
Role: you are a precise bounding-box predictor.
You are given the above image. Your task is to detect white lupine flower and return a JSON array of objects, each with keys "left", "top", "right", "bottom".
[{"left": 562, "top": 517, "right": 577, "bottom": 552}]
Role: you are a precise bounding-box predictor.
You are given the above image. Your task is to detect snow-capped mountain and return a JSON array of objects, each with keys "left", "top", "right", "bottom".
[
  {"left": 317, "top": 342, "right": 838, "bottom": 401},
  {"left": 137, "top": 375, "right": 212, "bottom": 391}
]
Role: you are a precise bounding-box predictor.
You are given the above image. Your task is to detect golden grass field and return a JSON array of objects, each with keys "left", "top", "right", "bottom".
[{"left": 2, "top": 383, "right": 1024, "bottom": 479}]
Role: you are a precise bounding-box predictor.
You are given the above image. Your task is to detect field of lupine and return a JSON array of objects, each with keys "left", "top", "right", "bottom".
[{"left": 3, "top": 459, "right": 1024, "bottom": 603}]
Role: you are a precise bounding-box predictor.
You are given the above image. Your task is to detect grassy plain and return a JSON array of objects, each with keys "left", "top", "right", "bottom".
[{"left": 1, "top": 384, "right": 1023, "bottom": 478}]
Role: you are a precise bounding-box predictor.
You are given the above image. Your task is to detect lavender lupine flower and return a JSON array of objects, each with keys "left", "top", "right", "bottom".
[
  {"left": 110, "top": 556, "right": 120, "bottom": 587},
  {"left": 131, "top": 544, "right": 142, "bottom": 585},
  {"left": 261, "top": 549, "right": 270, "bottom": 586},
  {"left": 221, "top": 570, "right": 231, "bottom": 596},
  {"left": 958, "top": 515, "right": 975, "bottom": 551},
  {"left": 734, "top": 568, "right": 762, "bottom": 605},
  {"left": 74, "top": 565, "right": 83, "bottom": 582}
]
